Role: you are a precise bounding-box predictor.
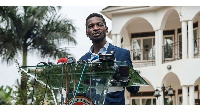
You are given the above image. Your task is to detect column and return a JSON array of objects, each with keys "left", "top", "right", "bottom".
[
  {"left": 124, "top": 88, "right": 130, "bottom": 105},
  {"left": 160, "top": 91, "right": 164, "bottom": 105},
  {"left": 158, "top": 30, "right": 163, "bottom": 65},
  {"left": 176, "top": 88, "right": 179, "bottom": 105},
  {"left": 182, "top": 86, "right": 188, "bottom": 105},
  {"left": 116, "top": 34, "right": 121, "bottom": 47},
  {"left": 189, "top": 86, "right": 195, "bottom": 105},
  {"left": 182, "top": 21, "right": 188, "bottom": 59},
  {"left": 155, "top": 30, "right": 159, "bottom": 66},
  {"left": 112, "top": 34, "right": 117, "bottom": 46},
  {"left": 156, "top": 97, "right": 161, "bottom": 105},
  {"left": 188, "top": 21, "right": 194, "bottom": 59}
]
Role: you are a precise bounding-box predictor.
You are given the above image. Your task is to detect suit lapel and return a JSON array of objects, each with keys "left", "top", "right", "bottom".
[{"left": 106, "top": 43, "right": 115, "bottom": 54}]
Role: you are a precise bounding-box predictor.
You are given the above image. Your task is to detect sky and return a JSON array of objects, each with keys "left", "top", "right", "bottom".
[{"left": 0, "top": 6, "right": 112, "bottom": 87}]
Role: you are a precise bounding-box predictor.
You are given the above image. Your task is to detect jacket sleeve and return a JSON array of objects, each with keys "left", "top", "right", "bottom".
[
  {"left": 123, "top": 50, "right": 133, "bottom": 67},
  {"left": 124, "top": 50, "right": 140, "bottom": 94}
]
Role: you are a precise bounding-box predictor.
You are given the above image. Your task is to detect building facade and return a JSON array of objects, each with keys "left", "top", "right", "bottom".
[{"left": 101, "top": 6, "right": 200, "bottom": 105}]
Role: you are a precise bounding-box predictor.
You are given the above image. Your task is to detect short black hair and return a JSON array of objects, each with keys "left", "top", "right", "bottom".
[{"left": 86, "top": 13, "right": 107, "bottom": 30}]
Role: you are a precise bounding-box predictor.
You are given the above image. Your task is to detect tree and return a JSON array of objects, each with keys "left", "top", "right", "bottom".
[
  {"left": 0, "top": 86, "right": 13, "bottom": 105},
  {"left": 0, "top": 6, "right": 77, "bottom": 104}
]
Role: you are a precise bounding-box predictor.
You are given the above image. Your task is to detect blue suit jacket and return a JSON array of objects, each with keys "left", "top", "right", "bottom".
[{"left": 80, "top": 43, "right": 139, "bottom": 105}]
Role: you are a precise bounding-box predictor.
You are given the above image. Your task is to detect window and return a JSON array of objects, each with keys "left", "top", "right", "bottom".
[
  {"left": 142, "top": 98, "right": 151, "bottom": 105},
  {"left": 132, "top": 37, "right": 155, "bottom": 61},
  {"left": 132, "top": 99, "right": 140, "bottom": 105},
  {"left": 131, "top": 98, "right": 156, "bottom": 105}
]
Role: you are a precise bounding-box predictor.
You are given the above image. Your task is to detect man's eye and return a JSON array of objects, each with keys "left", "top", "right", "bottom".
[
  {"left": 88, "top": 25, "right": 93, "bottom": 29},
  {"left": 98, "top": 23, "right": 104, "bottom": 27}
]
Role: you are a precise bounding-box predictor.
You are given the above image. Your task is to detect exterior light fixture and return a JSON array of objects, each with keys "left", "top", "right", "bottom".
[
  {"left": 153, "top": 89, "right": 161, "bottom": 99},
  {"left": 167, "top": 65, "right": 172, "bottom": 70},
  {"left": 153, "top": 84, "right": 174, "bottom": 105},
  {"left": 167, "top": 85, "right": 174, "bottom": 97}
]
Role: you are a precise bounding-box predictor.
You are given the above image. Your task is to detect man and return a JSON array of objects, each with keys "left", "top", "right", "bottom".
[{"left": 79, "top": 13, "right": 139, "bottom": 105}]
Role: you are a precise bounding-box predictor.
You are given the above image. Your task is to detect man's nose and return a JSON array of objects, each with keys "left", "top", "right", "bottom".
[{"left": 93, "top": 25, "right": 100, "bottom": 30}]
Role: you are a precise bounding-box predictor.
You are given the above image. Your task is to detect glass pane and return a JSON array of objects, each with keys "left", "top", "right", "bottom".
[
  {"left": 142, "top": 98, "right": 151, "bottom": 105},
  {"left": 164, "top": 97, "right": 173, "bottom": 105},
  {"left": 179, "top": 35, "right": 182, "bottom": 58},
  {"left": 133, "top": 39, "right": 141, "bottom": 60},
  {"left": 143, "top": 38, "right": 152, "bottom": 60},
  {"left": 179, "top": 96, "right": 182, "bottom": 105},
  {"left": 164, "top": 36, "right": 173, "bottom": 58},
  {"left": 153, "top": 98, "right": 156, "bottom": 105},
  {"left": 194, "top": 30, "right": 198, "bottom": 54},
  {"left": 194, "top": 29, "right": 197, "bottom": 39},
  {"left": 132, "top": 99, "right": 140, "bottom": 105},
  {"left": 149, "top": 38, "right": 155, "bottom": 60}
]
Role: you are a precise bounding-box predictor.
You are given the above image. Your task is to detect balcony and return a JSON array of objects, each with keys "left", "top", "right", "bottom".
[
  {"left": 132, "top": 38, "right": 200, "bottom": 67},
  {"left": 162, "top": 38, "right": 200, "bottom": 63}
]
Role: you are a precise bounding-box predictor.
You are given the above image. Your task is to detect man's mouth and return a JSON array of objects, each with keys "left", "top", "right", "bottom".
[{"left": 92, "top": 32, "right": 102, "bottom": 37}]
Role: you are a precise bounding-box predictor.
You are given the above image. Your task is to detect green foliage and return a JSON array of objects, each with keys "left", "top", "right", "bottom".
[
  {"left": 0, "top": 6, "right": 77, "bottom": 64},
  {"left": 13, "top": 60, "right": 57, "bottom": 105},
  {"left": 13, "top": 78, "right": 56, "bottom": 105},
  {"left": 0, "top": 86, "right": 13, "bottom": 105},
  {"left": 0, "top": 6, "right": 77, "bottom": 104}
]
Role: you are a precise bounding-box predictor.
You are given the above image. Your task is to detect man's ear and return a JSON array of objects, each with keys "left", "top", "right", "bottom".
[
  {"left": 86, "top": 31, "right": 88, "bottom": 37},
  {"left": 106, "top": 27, "right": 108, "bottom": 33}
]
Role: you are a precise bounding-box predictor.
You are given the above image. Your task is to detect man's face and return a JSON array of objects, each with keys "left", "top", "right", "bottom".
[{"left": 86, "top": 17, "right": 108, "bottom": 43}]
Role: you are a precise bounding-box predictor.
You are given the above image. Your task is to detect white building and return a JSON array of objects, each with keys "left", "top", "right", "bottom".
[{"left": 101, "top": 6, "right": 200, "bottom": 105}]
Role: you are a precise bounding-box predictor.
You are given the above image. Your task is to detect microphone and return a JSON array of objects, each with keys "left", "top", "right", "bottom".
[{"left": 57, "top": 58, "right": 68, "bottom": 64}]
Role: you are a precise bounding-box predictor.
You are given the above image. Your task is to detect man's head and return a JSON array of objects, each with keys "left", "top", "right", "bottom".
[{"left": 86, "top": 13, "right": 108, "bottom": 43}]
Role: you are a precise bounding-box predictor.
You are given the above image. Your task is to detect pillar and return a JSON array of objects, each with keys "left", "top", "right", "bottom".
[
  {"left": 116, "top": 34, "right": 121, "bottom": 47},
  {"left": 188, "top": 21, "right": 194, "bottom": 59},
  {"left": 158, "top": 30, "right": 163, "bottom": 65},
  {"left": 182, "top": 86, "right": 188, "bottom": 105},
  {"left": 155, "top": 30, "right": 159, "bottom": 66},
  {"left": 112, "top": 34, "right": 117, "bottom": 46},
  {"left": 189, "top": 86, "right": 195, "bottom": 105},
  {"left": 182, "top": 21, "right": 188, "bottom": 59}
]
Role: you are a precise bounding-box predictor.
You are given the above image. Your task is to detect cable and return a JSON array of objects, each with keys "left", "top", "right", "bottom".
[
  {"left": 70, "top": 63, "right": 87, "bottom": 105},
  {"left": 31, "top": 62, "right": 48, "bottom": 105}
]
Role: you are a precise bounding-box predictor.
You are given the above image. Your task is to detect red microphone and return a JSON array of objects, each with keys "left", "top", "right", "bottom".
[{"left": 57, "top": 58, "right": 68, "bottom": 64}]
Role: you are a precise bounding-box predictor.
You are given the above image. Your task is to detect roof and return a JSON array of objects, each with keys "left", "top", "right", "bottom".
[{"left": 101, "top": 6, "right": 162, "bottom": 20}]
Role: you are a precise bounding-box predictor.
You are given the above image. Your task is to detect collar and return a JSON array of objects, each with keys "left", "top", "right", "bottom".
[{"left": 89, "top": 41, "right": 109, "bottom": 54}]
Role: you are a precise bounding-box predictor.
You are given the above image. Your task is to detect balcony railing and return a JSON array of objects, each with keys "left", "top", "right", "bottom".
[
  {"left": 132, "top": 38, "right": 200, "bottom": 66},
  {"left": 162, "top": 38, "right": 200, "bottom": 63},
  {"left": 162, "top": 41, "right": 182, "bottom": 63},
  {"left": 131, "top": 48, "right": 155, "bottom": 68}
]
